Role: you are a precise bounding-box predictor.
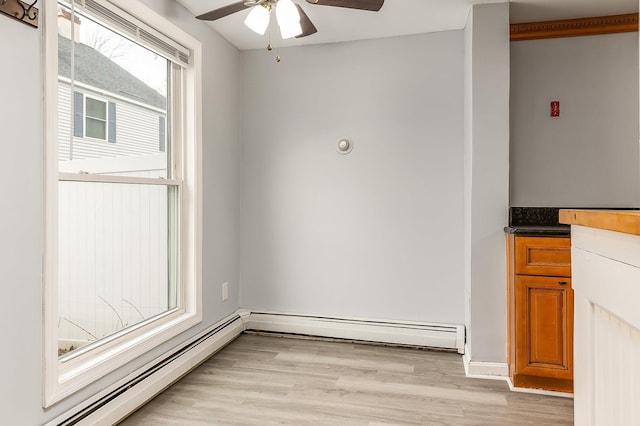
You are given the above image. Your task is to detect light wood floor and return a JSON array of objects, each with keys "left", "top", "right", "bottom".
[{"left": 121, "top": 333, "right": 573, "bottom": 425}]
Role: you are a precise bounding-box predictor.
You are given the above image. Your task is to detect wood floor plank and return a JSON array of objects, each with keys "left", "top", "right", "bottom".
[
  {"left": 120, "top": 333, "right": 574, "bottom": 425},
  {"left": 274, "top": 351, "right": 416, "bottom": 373},
  {"left": 335, "top": 377, "right": 508, "bottom": 406}
]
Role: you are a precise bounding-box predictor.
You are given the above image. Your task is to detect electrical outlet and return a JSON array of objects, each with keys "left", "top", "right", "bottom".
[{"left": 221, "top": 282, "right": 229, "bottom": 301}]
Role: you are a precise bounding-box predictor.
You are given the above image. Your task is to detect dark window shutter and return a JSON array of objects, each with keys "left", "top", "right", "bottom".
[
  {"left": 108, "top": 102, "right": 116, "bottom": 143},
  {"left": 159, "top": 116, "right": 166, "bottom": 152},
  {"left": 73, "top": 91, "right": 83, "bottom": 137}
]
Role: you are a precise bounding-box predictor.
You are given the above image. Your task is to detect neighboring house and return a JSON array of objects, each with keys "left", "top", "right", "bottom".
[{"left": 57, "top": 34, "right": 167, "bottom": 175}]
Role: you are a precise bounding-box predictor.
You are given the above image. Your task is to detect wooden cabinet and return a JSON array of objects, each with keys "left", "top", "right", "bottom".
[{"left": 507, "top": 235, "right": 573, "bottom": 393}]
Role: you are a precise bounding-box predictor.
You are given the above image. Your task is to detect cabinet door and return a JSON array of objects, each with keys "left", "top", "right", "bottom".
[{"left": 515, "top": 275, "right": 573, "bottom": 379}]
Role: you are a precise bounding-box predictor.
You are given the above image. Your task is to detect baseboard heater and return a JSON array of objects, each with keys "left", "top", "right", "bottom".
[
  {"left": 49, "top": 314, "right": 244, "bottom": 426},
  {"left": 244, "top": 312, "right": 465, "bottom": 354}
]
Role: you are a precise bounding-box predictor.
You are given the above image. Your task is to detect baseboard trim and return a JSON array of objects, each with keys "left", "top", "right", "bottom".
[
  {"left": 46, "top": 312, "right": 244, "bottom": 426},
  {"left": 462, "top": 344, "right": 509, "bottom": 380},
  {"left": 241, "top": 311, "right": 465, "bottom": 354},
  {"left": 466, "top": 361, "right": 509, "bottom": 379}
]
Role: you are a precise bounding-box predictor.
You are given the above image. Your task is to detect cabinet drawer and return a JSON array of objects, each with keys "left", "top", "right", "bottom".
[{"left": 515, "top": 236, "right": 571, "bottom": 277}]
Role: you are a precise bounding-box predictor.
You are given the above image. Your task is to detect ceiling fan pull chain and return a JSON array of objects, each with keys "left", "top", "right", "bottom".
[
  {"left": 276, "top": 34, "right": 282, "bottom": 62},
  {"left": 267, "top": 18, "right": 281, "bottom": 63}
]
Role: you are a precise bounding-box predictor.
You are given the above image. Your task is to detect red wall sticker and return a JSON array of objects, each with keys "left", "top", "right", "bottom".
[{"left": 550, "top": 101, "right": 560, "bottom": 117}]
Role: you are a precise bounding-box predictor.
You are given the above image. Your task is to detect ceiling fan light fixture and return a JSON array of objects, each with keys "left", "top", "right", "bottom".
[
  {"left": 244, "top": 4, "right": 271, "bottom": 35},
  {"left": 279, "top": 18, "right": 302, "bottom": 39},
  {"left": 276, "top": 0, "right": 303, "bottom": 39}
]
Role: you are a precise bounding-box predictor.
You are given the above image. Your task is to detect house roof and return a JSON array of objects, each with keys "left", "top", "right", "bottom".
[{"left": 58, "top": 35, "right": 166, "bottom": 110}]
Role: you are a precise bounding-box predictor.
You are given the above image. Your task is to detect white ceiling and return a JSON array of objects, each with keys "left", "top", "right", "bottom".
[{"left": 174, "top": 0, "right": 638, "bottom": 50}]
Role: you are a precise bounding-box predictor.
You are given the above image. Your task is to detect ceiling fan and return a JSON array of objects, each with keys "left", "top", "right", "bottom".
[{"left": 196, "top": 0, "right": 385, "bottom": 40}]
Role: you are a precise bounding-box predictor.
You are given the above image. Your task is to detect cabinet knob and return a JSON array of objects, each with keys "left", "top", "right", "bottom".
[{"left": 558, "top": 281, "right": 568, "bottom": 285}]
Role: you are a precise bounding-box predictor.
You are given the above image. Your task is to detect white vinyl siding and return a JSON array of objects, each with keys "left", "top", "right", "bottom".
[
  {"left": 117, "top": 102, "right": 164, "bottom": 154},
  {"left": 58, "top": 84, "right": 165, "bottom": 161},
  {"left": 58, "top": 181, "right": 169, "bottom": 346}
]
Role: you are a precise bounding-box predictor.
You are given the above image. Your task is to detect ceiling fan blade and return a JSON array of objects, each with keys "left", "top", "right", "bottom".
[
  {"left": 305, "top": 0, "right": 383, "bottom": 12},
  {"left": 196, "top": 1, "right": 250, "bottom": 21},
  {"left": 295, "top": 5, "right": 318, "bottom": 38}
]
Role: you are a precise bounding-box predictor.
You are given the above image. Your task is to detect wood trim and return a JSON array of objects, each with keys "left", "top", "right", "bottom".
[
  {"left": 513, "top": 374, "right": 574, "bottom": 393},
  {"left": 560, "top": 209, "right": 640, "bottom": 236},
  {"left": 506, "top": 234, "right": 516, "bottom": 381},
  {"left": 510, "top": 13, "right": 638, "bottom": 41}
]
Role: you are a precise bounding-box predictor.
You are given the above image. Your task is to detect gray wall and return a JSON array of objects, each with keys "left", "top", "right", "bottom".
[
  {"left": 0, "top": 14, "right": 44, "bottom": 423},
  {"left": 240, "top": 32, "right": 466, "bottom": 325},
  {"left": 0, "top": 1, "right": 242, "bottom": 423},
  {"left": 463, "top": 2, "right": 511, "bottom": 363},
  {"left": 510, "top": 33, "right": 640, "bottom": 207}
]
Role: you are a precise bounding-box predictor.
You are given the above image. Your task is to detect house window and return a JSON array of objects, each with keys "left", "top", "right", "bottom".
[
  {"left": 85, "top": 96, "right": 106, "bottom": 139},
  {"left": 45, "top": 0, "right": 201, "bottom": 406},
  {"left": 73, "top": 93, "right": 117, "bottom": 143},
  {"left": 84, "top": 96, "right": 109, "bottom": 140}
]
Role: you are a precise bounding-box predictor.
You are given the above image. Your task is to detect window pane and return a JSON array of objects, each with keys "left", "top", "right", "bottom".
[
  {"left": 86, "top": 97, "right": 106, "bottom": 119},
  {"left": 57, "top": 181, "right": 177, "bottom": 357},
  {"left": 57, "top": 3, "right": 169, "bottom": 178},
  {"left": 86, "top": 117, "right": 106, "bottom": 140}
]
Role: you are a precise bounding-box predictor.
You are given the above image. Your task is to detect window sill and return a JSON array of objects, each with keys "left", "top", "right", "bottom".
[{"left": 45, "top": 309, "right": 201, "bottom": 407}]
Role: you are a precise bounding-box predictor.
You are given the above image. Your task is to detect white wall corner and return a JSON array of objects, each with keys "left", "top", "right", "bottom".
[
  {"left": 463, "top": 0, "right": 510, "bottom": 364},
  {"left": 237, "top": 308, "right": 252, "bottom": 326},
  {"left": 463, "top": 343, "right": 472, "bottom": 376}
]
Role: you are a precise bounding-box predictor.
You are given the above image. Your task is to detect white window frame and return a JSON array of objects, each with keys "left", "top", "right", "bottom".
[
  {"left": 43, "top": 0, "right": 202, "bottom": 406},
  {"left": 84, "top": 94, "right": 108, "bottom": 140}
]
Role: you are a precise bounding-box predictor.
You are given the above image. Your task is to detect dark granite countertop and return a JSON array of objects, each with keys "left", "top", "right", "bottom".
[
  {"left": 506, "top": 207, "right": 570, "bottom": 236},
  {"left": 504, "top": 225, "right": 570, "bottom": 236}
]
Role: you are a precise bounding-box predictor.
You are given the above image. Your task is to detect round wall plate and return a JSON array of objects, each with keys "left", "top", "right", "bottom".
[{"left": 336, "top": 139, "right": 353, "bottom": 155}]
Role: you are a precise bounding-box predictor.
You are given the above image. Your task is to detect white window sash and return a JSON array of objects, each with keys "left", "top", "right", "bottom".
[{"left": 59, "top": 172, "right": 180, "bottom": 186}]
